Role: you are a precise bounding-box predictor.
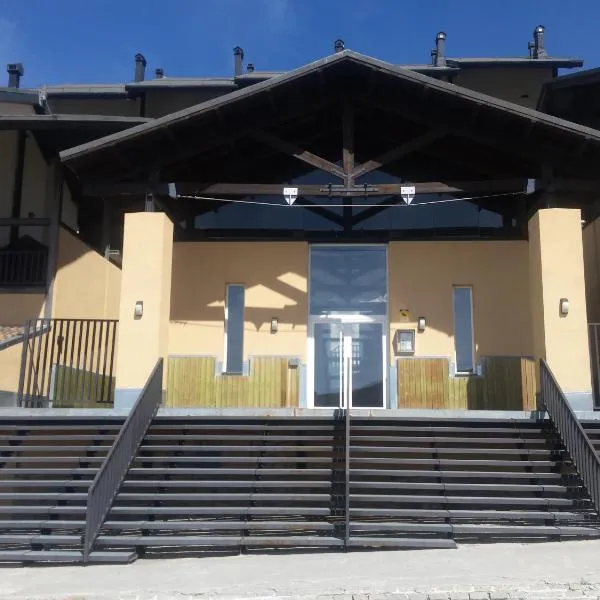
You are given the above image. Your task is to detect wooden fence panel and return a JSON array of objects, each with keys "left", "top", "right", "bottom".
[
  {"left": 397, "top": 356, "right": 537, "bottom": 410},
  {"left": 166, "top": 356, "right": 299, "bottom": 408},
  {"left": 398, "top": 358, "right": 449, "bottom": 408}
]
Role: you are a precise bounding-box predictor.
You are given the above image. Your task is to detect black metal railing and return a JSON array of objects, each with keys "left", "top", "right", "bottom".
[
  {"left": 589, "top": 324, "right": 600, "bottom": 410},
  {"left": 17, "top": 318, "right": 118, "bottom": 408},
  {"left": 83, "top": 359, "right": 163, "bottom": 562},
  {"left": 0, "top": 249, "right": 48, "bottom": 286},
  {"left": 540, "top": 360, "right": 600, "bottom": 516},
  {"left": 0, "top": 218, "right": 51, "bottom": 287}
]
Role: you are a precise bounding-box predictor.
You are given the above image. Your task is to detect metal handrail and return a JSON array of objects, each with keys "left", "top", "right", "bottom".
[
  {"left": 540, "top": 360, "right": 600, "bottom": 515},
  {"left": 83, "top": 359, "right": 163, "bottom": 561},
  {"left": 344, "top": 402, "right": 350, "bottom": 549}
]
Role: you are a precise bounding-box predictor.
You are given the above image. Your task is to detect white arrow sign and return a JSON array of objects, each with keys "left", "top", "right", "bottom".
[{"left": 401, "top": 185, "right": 416, "bottom": 205}]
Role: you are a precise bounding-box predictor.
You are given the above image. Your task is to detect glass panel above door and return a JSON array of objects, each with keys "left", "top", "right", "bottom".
[{"left": 310, "top": 246, "right": 387, "bottom": 316}]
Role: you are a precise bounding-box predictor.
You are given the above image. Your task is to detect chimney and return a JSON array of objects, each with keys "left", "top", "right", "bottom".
[
  {"left": 247, "top": 63, "right": 255, "bottom": 73},
  {"left": 533, "top": 25, "right": 547, "bottom": 58},
  {"left": 528, "top": 41, "right": 535, "bottom": 59},
  {"left": 134, "top": 53, "right": 147, "bottom": 82},
  {"left": 334, "top": 39, "right": 345, "bottom": 53},
  {"left": 7, "top": 63, "right": 24, "bottom": 88},
  {"left": 154, "top": 67, "right": 165, "bottom": 79},
  {"left": 233, "top": 46, "right": 244, "bottom": 76},
  {"left": 431, "top": 49, "right": 438, "bottom": 66},
  {"left": 434, "top": 32, "right": 447, "bottom": 67}
]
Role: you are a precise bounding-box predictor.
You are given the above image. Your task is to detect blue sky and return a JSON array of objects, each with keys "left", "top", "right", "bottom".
[{"left": 1, "top": 0, "right": 599, "bottom": 87}]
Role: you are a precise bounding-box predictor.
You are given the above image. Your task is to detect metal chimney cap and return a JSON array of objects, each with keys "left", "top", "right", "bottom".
[
  {"left": 247, "top": 63, "right": 255, "bottom": 73},
  {"left": 534, "top": 25, "right": 545, "bottom": 35},
  {"left": 7, "top": 62, "right": 24, "bottom": 75},
  {"left": 436, "top": 31, "right": 447, "bottom": 41},
  {"left": 135, "top": 53, "right": 147, "bottom": 66},
  {"left": 334, "top": 39, "right": 345, "bottom": 52},
  {"left": 154, "top": 67, "right": 165, "bottom": 78},
  {"left": 233, "top": 46, "right": 244, "bottom": 57}
]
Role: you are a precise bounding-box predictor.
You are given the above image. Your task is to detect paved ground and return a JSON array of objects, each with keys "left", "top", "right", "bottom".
[{"left": 2, "top": 541, "right": 600, "bottom": 600}]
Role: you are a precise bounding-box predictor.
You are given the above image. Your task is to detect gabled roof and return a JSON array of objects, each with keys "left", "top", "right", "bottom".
[{"left": 60, "top": 50, "right": 600, "bottom": 180}]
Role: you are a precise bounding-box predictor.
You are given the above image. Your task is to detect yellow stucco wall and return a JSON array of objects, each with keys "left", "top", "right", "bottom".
[
  {"left": 455, "top": 68, "right": 554, "bottom": 109},
  {"left": 170, "top": 242, "right": 309, "bottom": 360},
  {"left": 0, "top": 342, "right": 23, "bottom": 395},
  {"left": 115, "top": 213, "right": 173, "bottom": 390},
  {"left": 389, "top": 241, "right": 533, "bottom": 363},
  {"left": 529, "top": 209, "right": 591, "bottom": 394},
  {"left": 52, "top": 227, "right": 121, "bottom": 319},
  {"left": 0, "top": 294, "right": 45, "bottom": 325},
  {"left": 169, "top": 240, "right": 531, "bottom": 365}
]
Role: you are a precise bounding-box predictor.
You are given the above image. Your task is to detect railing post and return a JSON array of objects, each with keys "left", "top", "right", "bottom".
[
  {"left": 17, "top": 320, "right": 31, "bottom": 407},
  {"left": 344, "top": 406, "right": 350, "bottom": 550}
]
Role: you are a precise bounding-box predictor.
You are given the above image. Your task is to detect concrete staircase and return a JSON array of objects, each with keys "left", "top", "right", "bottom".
[
  {"left": 0, "top": 416, "right": 134, "bottom": 563},
  {"left": 0, "top": 414, "right": 599, "bottom": 563}
]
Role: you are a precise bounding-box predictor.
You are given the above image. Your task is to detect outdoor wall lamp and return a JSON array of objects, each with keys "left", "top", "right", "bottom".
[
  {"left": 270, "top": 317, "right": 279, "bottom": 334},
  {"left": 559, "top": 298, "right": 570, "bottom": 317},
  {"left": 134, "top": 300, "right": 144, "bottom": 320},
  {"left": 417, "top": 316, "right": 426, "bottom": 332}
]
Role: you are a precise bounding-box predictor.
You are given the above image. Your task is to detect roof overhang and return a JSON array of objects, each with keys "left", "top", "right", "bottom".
[
  {"left": 448, "top": 57, "right": 583, "bottom": 69},
  {"left": 59, "top": 50, "right": 600, "bottom": 182},
  {"left": 0, "top": 113, "right": 150, "bottom": 155}
]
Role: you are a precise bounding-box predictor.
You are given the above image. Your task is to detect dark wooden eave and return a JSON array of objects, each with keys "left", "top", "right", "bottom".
[
  {"left": 0, "top": 114, "right": 151, "bottom": 156},
  {"left": 59, "top": 50, "right": 600, "bottom": 184}
]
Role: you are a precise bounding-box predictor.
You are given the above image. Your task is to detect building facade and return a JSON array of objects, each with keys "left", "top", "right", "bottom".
[{"left": 1, "top": 27, "right": 599, "bottom": 413}]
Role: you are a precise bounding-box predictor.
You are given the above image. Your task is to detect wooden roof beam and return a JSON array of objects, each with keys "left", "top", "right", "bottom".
[
  {"left": 351, "top": 129, "right": 447, "bottom": 179},
  {"left": 250, "top": 129, "right": 346, "bottom": 180}
]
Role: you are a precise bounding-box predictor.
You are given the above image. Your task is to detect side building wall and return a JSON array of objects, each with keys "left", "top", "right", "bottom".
[{"left": 0, "top": 228, "right": 121, "bottom": 406}]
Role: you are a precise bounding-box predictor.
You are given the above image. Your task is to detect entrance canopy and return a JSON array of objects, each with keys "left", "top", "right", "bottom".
[{"left": 59, "top": 51, "right": 600, "bottom": 241}]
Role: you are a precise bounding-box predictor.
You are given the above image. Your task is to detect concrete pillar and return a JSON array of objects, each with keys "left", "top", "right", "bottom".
[
  {"left": 114, "top": 212, "right": 173, "bottom": 409},
  {"left": 528, "top": 208, "right": 593, "bottom": 410}
]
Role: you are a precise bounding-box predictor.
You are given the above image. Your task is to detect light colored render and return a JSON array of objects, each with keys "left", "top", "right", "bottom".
[
  {"left": 115, "top": 213, "right": 173, "bottom": 392},
  {"left": 529, "top": 208, "right": 592, "bottom": 396},
  {"left": 51, "top": 227, "right": 121, "bottom": 319},
  {"left": 388, "top": 240, "right": 533, "bottom": 363},
  {"left": 169, "top": 242, "right": 309, "bottom": 360},
  {"left": 455, "top": 67, "right": 555, "bottom": 109},
  {"left": 0, "top": 342, "right": 23, "bottom": 397},
  {"left": 60, "top": 183, "right": 78, "bottom": 232},
  {"left": 0, "top": 294, "right": 45, "bottom": 325}
]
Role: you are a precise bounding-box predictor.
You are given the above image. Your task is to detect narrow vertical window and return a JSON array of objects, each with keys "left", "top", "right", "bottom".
[
  {"left": 224, "top": 284, "right": 245, "bottom": 374},
  {"left": 453, "top": 286, "right": 474, "bottom": 373}
]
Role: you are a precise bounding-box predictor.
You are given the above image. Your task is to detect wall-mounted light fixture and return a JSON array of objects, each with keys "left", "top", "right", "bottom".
[
  {"left": 559, "top": 298, "right": 570, "bottom": 316},
  {"left": 270, "top": 317, "right": 279, "bottom": 334},
  {"left": 417, "top": 316, "right": 426, "bottom": 332},
  {"left": 134, "top": 300, "right": 144, "bottom": 320}
]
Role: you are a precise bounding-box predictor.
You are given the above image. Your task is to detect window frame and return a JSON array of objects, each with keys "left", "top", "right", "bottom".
[
  {"left": 452, "top": 285, "right": 475, "bottom": 375},
  {"left": 223, "top": 283, "right": 245, "bottom": 375}
]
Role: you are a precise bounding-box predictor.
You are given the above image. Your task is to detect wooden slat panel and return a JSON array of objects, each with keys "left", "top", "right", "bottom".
[
  {"left": 398, "top": 358, "right": 448, "bottom": 409},
  {"left": 166, "top": 356, "right": 298, "bottom": 408},
  {"left": 396, "top": 356, "right": 533, "bottom": 411},
  {"left": 521, "top": 358, "right": 537, "bottom": 410}
]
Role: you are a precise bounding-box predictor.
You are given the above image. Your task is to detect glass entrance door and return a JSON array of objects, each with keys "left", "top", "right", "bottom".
[{"left": 312, "top": 318, "right": 386, "bottom": 408}]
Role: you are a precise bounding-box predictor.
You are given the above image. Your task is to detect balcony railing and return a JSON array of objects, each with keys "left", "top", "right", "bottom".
[
  {"left": 0, "top": 218, "right": 50, "bottom": 288},
  {"left": 0, "top": 249, "right": 48, "bottom": 286}
]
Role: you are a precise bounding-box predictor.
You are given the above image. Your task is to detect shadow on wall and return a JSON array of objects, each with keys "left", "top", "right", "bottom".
[
  {"left": 51, "top": 226, "right": 122, "bottom": 320},
  {"left": 170, "top": 242, "right": 308, "bottom": 338},
  {"left": 389, "top": 241, "right": 534, "bottom": 362}
]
